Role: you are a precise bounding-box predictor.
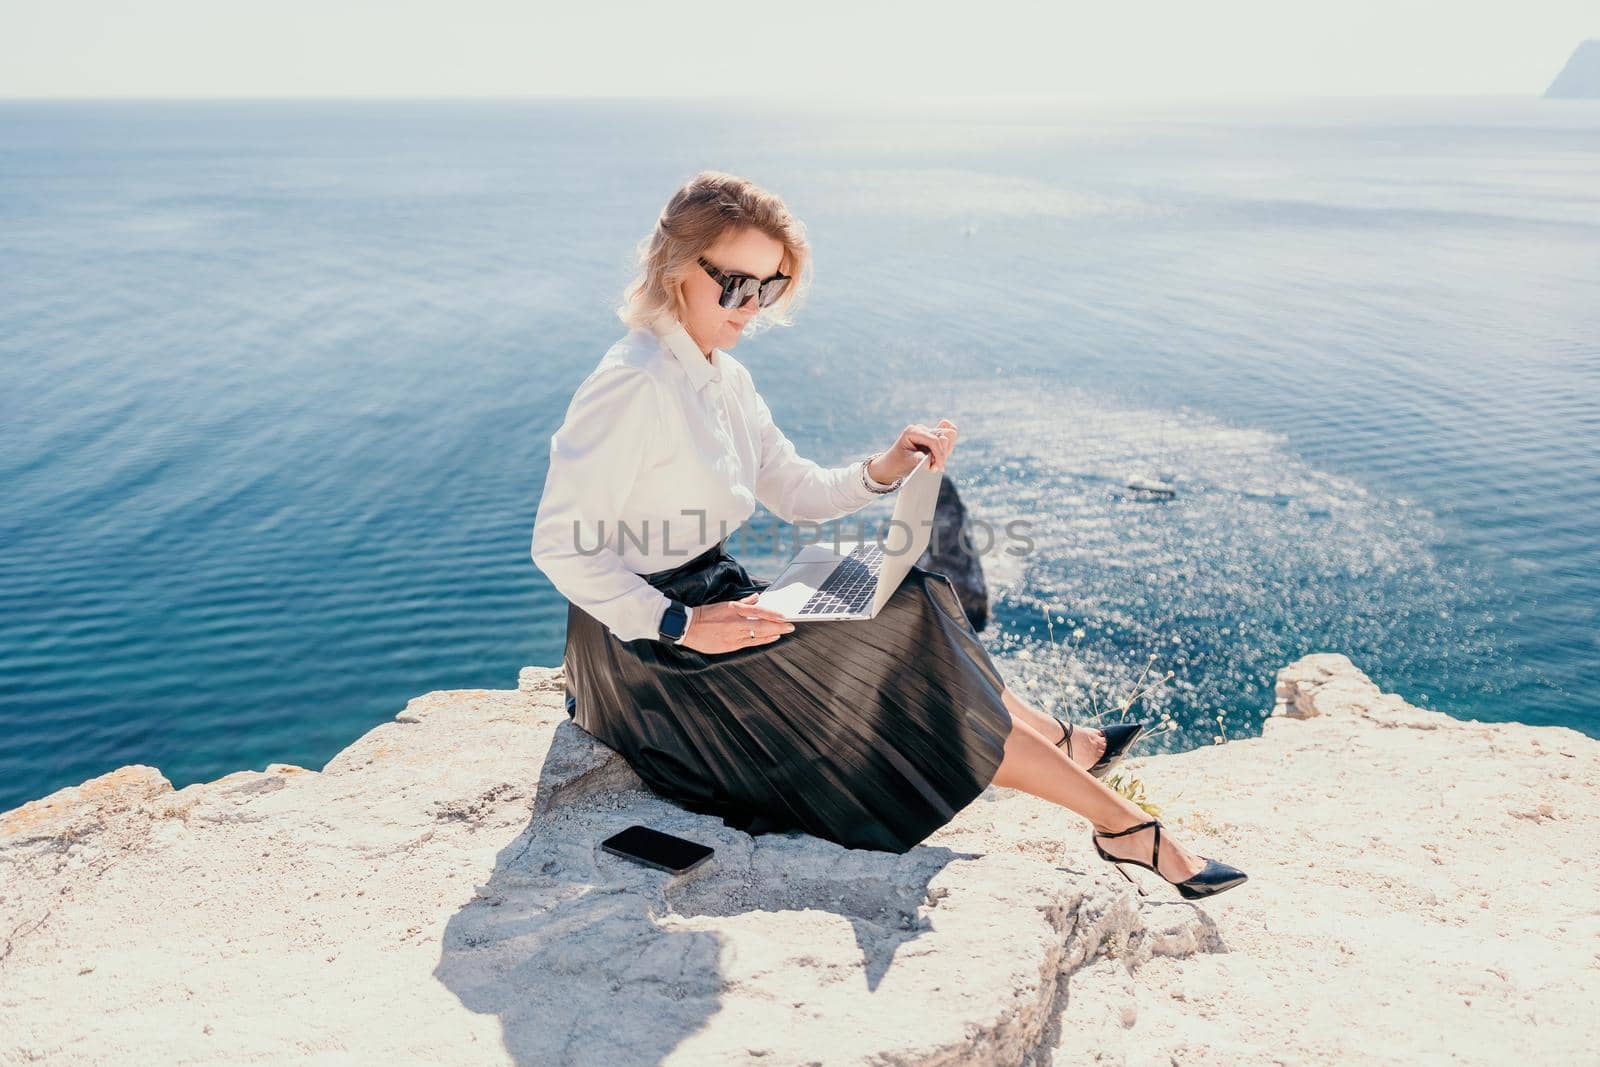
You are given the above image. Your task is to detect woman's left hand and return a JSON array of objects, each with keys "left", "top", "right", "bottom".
[{"left": 867, "top": 419, "right": 959, "bottom": 482}]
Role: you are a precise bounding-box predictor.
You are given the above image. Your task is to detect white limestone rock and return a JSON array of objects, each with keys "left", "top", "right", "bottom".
[{"left": 3, "top": 656, "right": 1596, "bottom": 1064}]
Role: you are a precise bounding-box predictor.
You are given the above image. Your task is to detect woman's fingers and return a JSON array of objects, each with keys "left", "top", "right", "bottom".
[
  {"left": 931, "top": 419, "right": 959, "bottom": 466},
  {"left": 683, "top": 596, "right": 796, "bottom": 653},
  {"left": 739, "top": 607, "right": 790, "bottom": 627},
  {"left": 737, "top": 619, "right": 792, "bottom": 650},
  {"left": 859, "top": 417, "right": 960, "bottom": 481},
  {"left": 685, "top": 599, "right": 794, "bottom": 656},
  {"left": 721, "top": 593, "right": 789, "bottom": 624},
  {"left": 722, "top": 603, "right": 793, "bottom": 634},
  {"left": 903, "top": 427, "right": 950, "bottom": 471},
  {"left": 738, "top": 605, "right": 792, "bottom": 625},
  {"left": 908, "top": 421, "right": 958, "bottom": 465}
]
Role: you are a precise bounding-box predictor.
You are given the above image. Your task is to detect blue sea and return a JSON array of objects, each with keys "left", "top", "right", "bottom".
[{"left": 2, "top": 96, "right": 1596, "bottom": 814}]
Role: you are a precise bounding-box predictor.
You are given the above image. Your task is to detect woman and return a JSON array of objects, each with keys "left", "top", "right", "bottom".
[{"left": 531, "top": 171, "right": 1245, "bottom": 898}]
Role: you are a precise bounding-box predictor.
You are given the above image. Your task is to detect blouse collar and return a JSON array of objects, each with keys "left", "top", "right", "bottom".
[{"left": 650, "top": 315, "right": 723, "bottom": 392}]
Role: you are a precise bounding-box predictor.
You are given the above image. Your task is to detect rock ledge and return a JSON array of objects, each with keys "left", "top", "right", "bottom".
[{"left": 3, "top": 654, "right": 1595, "bottom": 1064}]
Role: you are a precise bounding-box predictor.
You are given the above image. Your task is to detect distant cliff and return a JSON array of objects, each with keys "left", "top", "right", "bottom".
[{"left": 1545, "top": 40, "right": 1600, "bottom": 98}]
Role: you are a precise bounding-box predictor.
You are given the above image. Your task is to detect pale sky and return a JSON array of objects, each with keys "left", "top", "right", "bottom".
[{"left": 1, "top": 0, "right": 1595, "bottom": 99}]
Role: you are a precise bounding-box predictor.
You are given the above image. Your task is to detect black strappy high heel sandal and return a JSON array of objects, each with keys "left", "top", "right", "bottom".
[
  {"left": 1052, "top": 716, "right": 1148, "bottom": 779},
  {"left": 1091, "top": 819, "right": 1248, "bottom": 900}
]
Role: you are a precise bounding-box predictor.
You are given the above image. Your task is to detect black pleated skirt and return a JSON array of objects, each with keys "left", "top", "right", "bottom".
[{"left": 560, "top": 539, "right": 1014, "bottom": 854}]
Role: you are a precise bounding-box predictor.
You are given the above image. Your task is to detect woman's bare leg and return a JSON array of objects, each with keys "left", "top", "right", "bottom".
[
  {"left": 991, "top": 713, "right": 1205, "bottom": 883},
  {"left": 1000, "top": 686, "right": 1106, "bottom": 770}
]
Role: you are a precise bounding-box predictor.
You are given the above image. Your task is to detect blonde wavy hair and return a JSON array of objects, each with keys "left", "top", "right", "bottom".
[{"left": 616, "top": 170, "right": 813, "bottom": 335}]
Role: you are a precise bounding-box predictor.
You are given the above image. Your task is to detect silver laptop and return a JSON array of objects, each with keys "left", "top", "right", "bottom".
[{"left": 756, "top": 452, "right": 940, "bottom": 621}]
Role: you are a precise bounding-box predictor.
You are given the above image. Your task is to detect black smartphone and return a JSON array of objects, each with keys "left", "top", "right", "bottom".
[{"left": 600, "top": 824, "right": 714, "bottom": 875}]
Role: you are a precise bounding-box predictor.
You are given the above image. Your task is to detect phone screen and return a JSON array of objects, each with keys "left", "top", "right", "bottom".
[{"left": 600, "top": 824, "right": 714, "bottom": 875}]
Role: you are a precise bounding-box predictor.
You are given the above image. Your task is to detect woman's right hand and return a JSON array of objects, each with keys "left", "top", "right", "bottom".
[{"left": 679, "top": 593, "right": 795, "bottom": 654}]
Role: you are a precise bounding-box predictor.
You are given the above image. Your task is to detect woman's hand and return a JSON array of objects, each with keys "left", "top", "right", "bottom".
[
  {"left": 867, "top": 419, "right": 959, "bottom": 482},
  {"left": 679, "top": 593, "right": 795, "bottom": 654}
]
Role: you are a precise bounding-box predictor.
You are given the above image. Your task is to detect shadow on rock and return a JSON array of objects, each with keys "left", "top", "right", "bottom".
[{"left": 434, "top": 716, "right": 978, "bottom": 1066}]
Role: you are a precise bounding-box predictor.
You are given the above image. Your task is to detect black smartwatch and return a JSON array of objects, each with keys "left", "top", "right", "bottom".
[{"left": 658, "top": 599, "right": 691, "bottom": 644}]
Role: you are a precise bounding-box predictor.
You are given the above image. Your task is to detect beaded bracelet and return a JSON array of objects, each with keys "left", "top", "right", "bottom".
[{"left": 860, "top": 453, "right": 903, "bottom": 494}]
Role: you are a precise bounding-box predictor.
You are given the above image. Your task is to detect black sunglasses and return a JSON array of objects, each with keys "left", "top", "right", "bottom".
[{"left": 697, "top": 256, "right": 791, "bottom": 310}]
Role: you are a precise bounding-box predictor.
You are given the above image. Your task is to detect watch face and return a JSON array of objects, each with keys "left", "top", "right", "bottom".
[{"left": 660, "top": 602, "right": 687, "bottom": 641}]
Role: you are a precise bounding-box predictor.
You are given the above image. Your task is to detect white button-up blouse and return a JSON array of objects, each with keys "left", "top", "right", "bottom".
[{"left": 530, "top": 315, "right": 899, "bottom": 642}]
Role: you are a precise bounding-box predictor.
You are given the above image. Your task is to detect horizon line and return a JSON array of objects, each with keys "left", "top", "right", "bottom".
[{"left": 0, "top": 90, "right": 1564, "bottom": 103}]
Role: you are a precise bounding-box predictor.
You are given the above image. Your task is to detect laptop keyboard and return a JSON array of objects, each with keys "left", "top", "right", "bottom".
[{"left": 797, "top": 542, "right": 886, "bottom": 616}]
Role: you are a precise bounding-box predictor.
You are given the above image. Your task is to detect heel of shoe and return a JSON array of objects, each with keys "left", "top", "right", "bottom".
[
  {"left": 1107, "top": 860, "right": 1147, "bottom": 897},
  {"left": 1092, "top": 829, "right": 1154, "bottom": 898},
  {"left": 1089, "top": 721, "right": 1149, "bottom": 779}
]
